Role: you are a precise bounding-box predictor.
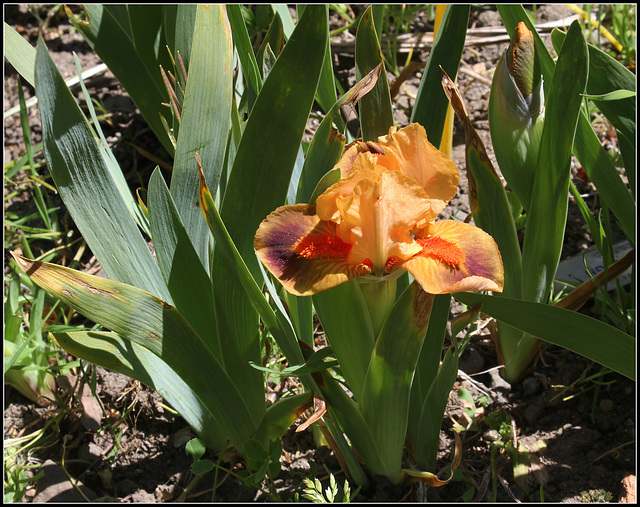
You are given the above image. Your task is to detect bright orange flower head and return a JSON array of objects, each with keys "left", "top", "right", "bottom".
[{"left": 254, "top": 123, "right": 504, "bottom": 296}]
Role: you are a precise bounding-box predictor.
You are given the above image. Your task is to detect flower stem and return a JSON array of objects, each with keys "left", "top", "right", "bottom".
[{"left": 357, "top": 276, "right": 398, "bottom": 338}]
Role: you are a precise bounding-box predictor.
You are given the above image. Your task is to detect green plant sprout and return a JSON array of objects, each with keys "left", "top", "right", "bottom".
[{"left": 301, "top": 473, "right": 355, "bottom": 503}]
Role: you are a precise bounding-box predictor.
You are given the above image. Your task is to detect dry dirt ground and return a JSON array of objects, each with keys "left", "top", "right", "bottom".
[{"left": 4, "top": 4, "right": 635, "bottom": 503}]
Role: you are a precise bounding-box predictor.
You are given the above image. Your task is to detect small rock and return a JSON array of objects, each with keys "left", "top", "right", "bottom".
[
  {"left": 33, "top": 460, "right": 97, "bottom": 502},
  {"left": 125, "top": 490, "right": 157, "bottom": 503},
  {"left": 289, "top": 457, "right": 311, "bottom": 474},
  {"left": 78, "top": 441, "right": 105, "bottom": 462},
  {"left": 488, "top": 368, "right": 511, "bottom": 404},
  {"left": 483, "top": 429, "right": 501, "bottom": 442},
  {"left": 619, "top": 475, "right": 636, "bottom": 503},
  {"left": 598, "top": 398, "right": 615, "bottom": 412},
  {"left": 172, "top": 427, "right": 195, "bottom": 448}
]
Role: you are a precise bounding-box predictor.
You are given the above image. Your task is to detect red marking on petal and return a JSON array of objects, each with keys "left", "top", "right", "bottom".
[
  {"left": 385, "top": 256, "right": 401, "bottom": 272},
  {"left": 293, "top": 233, "right": 352, "bottom": 260},
  {"left": 416, "top": 236, "right": 465, "bottom": 267},
  {"left": 361, "top": 257, "right": 400, "bottom": 273}
]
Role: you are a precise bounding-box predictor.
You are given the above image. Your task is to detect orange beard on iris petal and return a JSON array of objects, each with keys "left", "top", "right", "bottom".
[
  {"left": 293, "top": 233, "right": 352, "bottom": 259},
  {"left": 415, "top": 236, "right": 465, "bottom": 267}
]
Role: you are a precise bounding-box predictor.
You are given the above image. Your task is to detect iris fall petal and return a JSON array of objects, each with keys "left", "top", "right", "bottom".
[
  {"left": 254, "top": 204, "right": 372, "bottom": 296},
  {"left": 401, "top": 219, "right": 504, "bottom": 294}
]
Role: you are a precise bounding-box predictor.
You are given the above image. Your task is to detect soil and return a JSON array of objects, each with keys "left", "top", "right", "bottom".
[{"left": 4, "top": 4, "right": 635, "bottom": 504}]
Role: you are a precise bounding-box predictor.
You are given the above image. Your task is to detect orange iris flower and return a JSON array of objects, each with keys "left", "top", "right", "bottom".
[{"left": 255, "top": 123, "right": 504, "bottom": 296}]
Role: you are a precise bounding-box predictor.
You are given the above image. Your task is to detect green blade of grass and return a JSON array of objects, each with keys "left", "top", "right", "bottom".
[
  {"left": 3, "top": 22, "right": 36, "bottom": 87},
  {"left": 453, "top": 292, "right": 635, "bottom": 380},
  {"left": 147, "top": 168, "right": 219, "bottom": 357},
  {"left": 411, "top": 347, "right": 459, "bottom": 472},
  {"left": 227, "top": 4, "right": 262, "bottom": 96},
  {"left": 170, "top": 5, "right": 233, "bottom": 273},
  {"left": 254, "top": 12, "right": 285, "bottom": 106},
  {"left": 551, "top": 28, "right": 635, "bottom": 142},
  {"left": 552, "top": 29, "right": 635, "bottom": 244},
  {"left": 127, "top": 6, "right": 171, "bottom": 84},
  {"left": 251, "top": 392, "right": 313, "bottom": 448},
  {"left": 355, "top": 5, "right": 393, "bottom": 141},
  {"left": 72, "top": 53, "right": 150, "bottom": 237},
  {"left": 272, "top": 4, "right": 296, "bottom": 37},
  {"left": 35, "top": 36, "right": 170, "bottom": 301},
  {"left": 313, "top": 367, "right": 384, "bottom": 482},
  {"left": 173, "top": 4, "right": 196, "bottom": 74},
  {"left": 411, "top": 4, "right": 470, "bottom": 146},
  {"left": 17, "top": 76, "right": 51, "bottom": 230},
  {"left": 66, "top": 5, "right": 174, "bottom": 155},
  {"left": 409, "top": 294, "right": 450, "bottom": 415},
  {"left": 574, "top": 109, "right": 635, "bottom": 245},
  {"left": 169, "top": 5, "right": 233, "bottom": 274},
  {"left": 408, "top": 293, "right": 450, "bottom": 446}
]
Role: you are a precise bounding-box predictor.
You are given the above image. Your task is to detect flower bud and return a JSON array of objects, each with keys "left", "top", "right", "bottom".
[
  {"left": 506, "top": 22, "right": 539, "bottom": 99},
  {"left": 489, "top": 22, "right": 545, "bottom": 212}
]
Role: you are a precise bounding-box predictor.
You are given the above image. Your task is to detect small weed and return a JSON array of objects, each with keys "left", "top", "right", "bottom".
[
  {"left": 580, "top": 488, "right": 613, "bottom": 502},
  {"left": 300, "top": 472, "right": 356, "bottom": 503}
]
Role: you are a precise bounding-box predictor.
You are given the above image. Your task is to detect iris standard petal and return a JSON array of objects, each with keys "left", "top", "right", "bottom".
[
  {"left": 316, "top": 167, "right": 379, "bottom": 223},
  {"left": 254, "top": 204, "right": 372, "bottom": 296},
  {"left": 377, "top": 123, "right": 459, "bottom": 216},
  {"left": 401, "top": 219, "right": 504, "bottom": 294},
  {"left": 334, "top": 140, "right": 387, "bottom": 177}
]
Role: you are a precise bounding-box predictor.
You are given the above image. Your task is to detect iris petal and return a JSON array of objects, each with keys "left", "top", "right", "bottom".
[
  {"left": 401, "top": 219, "right": 504, "bottom": 294},
  {"left": 377, "top": 123, "right": 459, "bottom": 217},
  {"left": 254, "top": 204, "right": 372, "bottom": 296}
]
